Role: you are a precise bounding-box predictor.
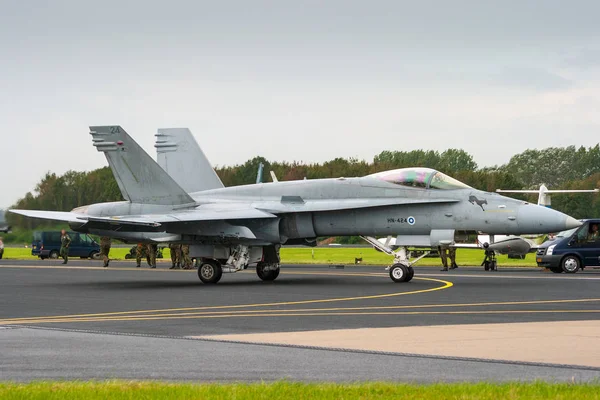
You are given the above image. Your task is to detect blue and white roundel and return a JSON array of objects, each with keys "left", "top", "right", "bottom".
[{"left": 407, "top": 216, "right": 416, "bottom": 225}]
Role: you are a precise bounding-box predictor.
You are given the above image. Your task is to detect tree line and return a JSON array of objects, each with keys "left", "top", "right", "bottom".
[{"left": 7, "top": 145, "right": 600, "bottom": 230}]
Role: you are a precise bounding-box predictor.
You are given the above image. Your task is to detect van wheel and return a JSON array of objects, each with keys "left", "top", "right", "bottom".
[
  {"left": 90, "top": 251, "right": 101, "bottom": 260},
  {"left": 49, "top": 250, "right": 59, "bottom": 259},
  {"left": 561, "top": 255, "right": 580, "bottom": 273}
]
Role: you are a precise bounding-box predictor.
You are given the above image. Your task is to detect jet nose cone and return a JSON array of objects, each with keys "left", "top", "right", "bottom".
[
  {"left": 517, "top": 205, "right": 581, "bottom": 234},
  {"left": 565, "top": 216, "right": 582, "bottom": 230}
]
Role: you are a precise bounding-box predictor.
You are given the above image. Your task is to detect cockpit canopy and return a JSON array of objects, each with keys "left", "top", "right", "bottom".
[{"left": 368, "top": 167, "right": 471, "bottom": 190}]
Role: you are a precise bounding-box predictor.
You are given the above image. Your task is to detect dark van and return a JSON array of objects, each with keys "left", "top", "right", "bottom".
[
  {"left": 536, "top": 219, "right": 600, "bottom": 273},
  {"left": 32, "top": 231, "right": 101, "bottom": 260}
]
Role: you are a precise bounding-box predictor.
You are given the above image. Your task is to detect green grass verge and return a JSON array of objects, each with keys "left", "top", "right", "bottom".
[
  {"left": 1, "top": 247, "right": 538, "bottom": 267},
  {"left": 0, "top": 381, "right": 599, "bottom": 400}
]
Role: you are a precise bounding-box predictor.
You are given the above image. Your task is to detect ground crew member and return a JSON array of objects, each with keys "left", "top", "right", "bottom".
[
  {"left": 439, "top": 246, "right": 458, "bottom": 271},
  {"left": 0, "top": 236, "right": 4, "bottom": 260},
  {"left": 169, "top": 243, "right": 181, "bottom": 269},
  {"left": 100, "top": 236, "right": 112, "bottom": 268},
  {"left": 135, "top": 243, "right": 144, "bottom": 268},
  {"left": 181, "top": 244, "right": 193, "bottom": 269},
  {"left": 60, "top": 229, "right": 71, "bottom": 264},
  {"left": 146, "top": 243, "right": 158, "bottom": 268}
]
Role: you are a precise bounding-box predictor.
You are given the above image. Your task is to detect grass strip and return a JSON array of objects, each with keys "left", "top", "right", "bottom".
[
  {"left": 1, "top": 247, "right": 538, "bottom": 267},
  {"left": 1, "top": 381, "right": 599, "bottom": 400}
]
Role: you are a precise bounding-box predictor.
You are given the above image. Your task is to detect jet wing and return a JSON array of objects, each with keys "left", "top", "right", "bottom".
[
  {"left": 254, "top": 197, "right": 459, "bottom": 213},
  {"left": 8, "top": 210, "right": 87, "bottom": 224},
  {"left": 9, "top": 207, "right": 277, "bottom": 232}
]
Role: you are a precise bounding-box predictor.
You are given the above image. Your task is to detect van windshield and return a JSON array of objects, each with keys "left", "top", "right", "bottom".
[{"left": 556, "top": 227, "right": 578, "bottom": 238}]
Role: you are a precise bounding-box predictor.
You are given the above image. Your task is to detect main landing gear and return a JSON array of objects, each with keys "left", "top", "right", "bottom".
[
  {"left": 362, "top": 236, "right": 428, "bottom": 283},
  {"left": 196, "top": 244, "right": 281, "bottom": 284}
]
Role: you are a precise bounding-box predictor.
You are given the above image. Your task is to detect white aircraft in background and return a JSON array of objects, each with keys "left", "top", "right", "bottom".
[{"left": 497, "top": 185, "right": 599, "bottom": 208}]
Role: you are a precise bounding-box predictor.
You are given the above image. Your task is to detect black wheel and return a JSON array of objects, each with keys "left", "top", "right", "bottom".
[
  {"left": 389, "top": 264, "right": 410, "bottom": 283},
  {"left": 490, "top": 260, "right": 497, "bottom": 271},
  {"left": 256, "top": 263, "right": 280, "bottom": 281},
  {"left": 90, "top": 251, "right": 101, "bottom": 260},
  {"left": 198, "top": 259, "right": 223, "bottom": 284},
  {"left": 484, "top": 261, "right": 490, "bottom": 271},
  {"left": 125, "top": 254, "right": 132, "bottom": 260},
  {"left": 550, "top": 267, "right": 563, "bottom": 274},
  {"left": 49, "top": 250, "right": 59, "bottom": 259},
  {"left": 407, "top": 266, "right": 415, "bottom": 281},
  {"left": 561, "top": 255, "right": 580, "bottom": 274}
]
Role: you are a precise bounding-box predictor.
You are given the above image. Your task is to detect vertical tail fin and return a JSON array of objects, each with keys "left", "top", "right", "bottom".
[
  {"left": 90, "top": 125, "right": 195, "bottom": 206},
  {"left": 155, "top": 128, "right": 224, "bottom": 193}
]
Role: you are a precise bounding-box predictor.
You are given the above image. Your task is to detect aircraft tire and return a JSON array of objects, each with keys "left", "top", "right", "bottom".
[
  {"left": 198, "top": 259, "right": 223, "bottom": 284},
  {"left": 406, "top": 266, "right": 415, "bottom": 282},
  {"left": 257, "top": 263, "right": 280, "bottom": 281},
  {"left": 389, "top": 264, "right": 410, "bottom": 283},
  {"left": 561, "top": 255, "right": 580, "bottom": 274}
]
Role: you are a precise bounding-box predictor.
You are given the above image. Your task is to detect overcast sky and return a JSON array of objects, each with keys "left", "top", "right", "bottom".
[{"left": 2, "top": 0, "right": 600, "bottom": 207}]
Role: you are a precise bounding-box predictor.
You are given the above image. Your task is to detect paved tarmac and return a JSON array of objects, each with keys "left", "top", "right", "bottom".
[{"left": 1, "top": 259, "right": 600, "bottom": 382}]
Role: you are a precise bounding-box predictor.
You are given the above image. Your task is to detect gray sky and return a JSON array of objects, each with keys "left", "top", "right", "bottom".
[{"left": 2, "top": 0, "right": 600, "bottom": 207}]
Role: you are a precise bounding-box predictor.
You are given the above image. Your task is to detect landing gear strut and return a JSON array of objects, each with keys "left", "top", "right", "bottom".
[
  {"left": 362, "top": 236, "right": 426, "bottom": 282},
  {"left": 196, "top": 244, "right": 282, "bottom": 284}
]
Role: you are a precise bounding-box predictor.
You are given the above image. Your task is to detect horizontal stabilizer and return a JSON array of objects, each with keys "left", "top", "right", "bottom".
[{"left": 90, "top": 126, "right": 195, "bottom": 206}]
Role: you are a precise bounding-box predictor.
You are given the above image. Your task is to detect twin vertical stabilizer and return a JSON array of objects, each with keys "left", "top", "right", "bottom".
[{"left": 90, "top": 126, "right": 195, "bottom": 206}]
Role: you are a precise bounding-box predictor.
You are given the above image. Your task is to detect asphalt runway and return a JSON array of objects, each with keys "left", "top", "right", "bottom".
[{"left": 1, "top": 259, "right": 600, "bottom": 382}]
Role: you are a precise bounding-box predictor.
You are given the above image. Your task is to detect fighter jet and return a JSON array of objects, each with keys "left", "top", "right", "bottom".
[{"left": 10, "top": 126, "right": 581, "bottom": 284}]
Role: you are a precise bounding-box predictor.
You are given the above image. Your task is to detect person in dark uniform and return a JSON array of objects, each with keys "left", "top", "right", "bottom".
[
  {"left": 100, "top": 236, "right": 112, "bottom": 267},
  {"left": 60, "top": 229, "right": 71, "bottom": 264}
]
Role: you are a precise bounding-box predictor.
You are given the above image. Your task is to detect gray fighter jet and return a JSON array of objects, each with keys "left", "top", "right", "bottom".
[{"left": 10, "top": 126, "right": 581, "bottom": 284}]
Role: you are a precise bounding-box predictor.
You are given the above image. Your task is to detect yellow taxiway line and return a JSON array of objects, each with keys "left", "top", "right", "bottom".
[{"left": 0, "top": 270, "right": 452, "bottom": 324}]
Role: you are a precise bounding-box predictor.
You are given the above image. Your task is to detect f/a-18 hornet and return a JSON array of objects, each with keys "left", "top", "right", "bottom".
[{"left": 10, "top": 126, "right": 581, "bottom": 283}]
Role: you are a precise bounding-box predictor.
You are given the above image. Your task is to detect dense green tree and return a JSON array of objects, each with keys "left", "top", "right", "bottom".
[{"left": 9, "top": 144, "right": 600, "bottom": 230}]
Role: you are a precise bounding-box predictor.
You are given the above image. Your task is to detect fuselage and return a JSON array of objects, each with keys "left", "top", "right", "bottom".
[{"left": 73, "top": 170, "right": 580, "bottom": 244}]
